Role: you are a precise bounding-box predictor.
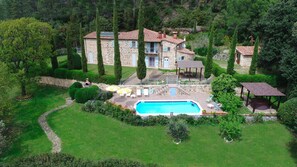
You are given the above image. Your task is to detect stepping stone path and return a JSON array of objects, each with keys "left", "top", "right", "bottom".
[{"left": 38, "top": 98, "right": 73, "bottom": 153}]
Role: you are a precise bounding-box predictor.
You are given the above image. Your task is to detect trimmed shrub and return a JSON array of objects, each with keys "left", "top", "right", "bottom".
[
  {"left": 212, "top": 62, "right": 226, "bottom": 77},
  {"left": 100, "top": 75, "right": 118, "bottom": 85},
  {"left": 72, "top": 52, "right": 82, "bottom": 70},
  {"left": 277, "top": 98, "right": 297, "bottom": 133},
  {"left": 144, "top": 116, "right": 170, "bottom": 126},
  {"left": 167, "top": 119, "right": 189, "bottom": 142},
  {"left": 75, "top": 85, "right": 99, "bottom": 103},
  {"left": 68, "top": 82, "right": 83, "bottom": 100},
  {"left": 53, "top": 68, "right": 68, "bottom": 78},
  {"left": 219, "top": 117, "right": 242, "bottom": 141},
  {"left": 211, "top": 74, "right": 237, "bottom": 97}
]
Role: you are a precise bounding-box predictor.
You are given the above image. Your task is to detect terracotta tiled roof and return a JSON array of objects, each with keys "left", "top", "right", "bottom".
[
  {"left": 84, "top": 28, "right": 185, "bottom": 44},
  {"left": 177, "top": 48, "right": 195, "bottom": 55},
  {"left": 236, "top": 46, "right": 260, "bottom": 56}
]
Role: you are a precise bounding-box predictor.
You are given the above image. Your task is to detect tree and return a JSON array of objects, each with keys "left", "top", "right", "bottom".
[
  {"left": 204, "top": 24, "right": 215, "bottom": 78},
  {"left": 113, "top": 0, "right": 122, "bottom": 83},
  {"left": 0, "top": 18, "right": 53, "bottom": 96},
  {"left": 80, "top": 23, "right": 88, "bottom": 73},
  {"left": 136, "top": 0, "right": 146, "bottom": 83},
  {"left": 249, "top": 36, "right": 259, "bottom": 75},
  {"left": 0, "top": 120, "right": 6, "bottom": 156},
  {"left": 167, "top": 119, "right": 189, "bottom": 143},
  {"left": 227, "top": 27, "right": 238, "bottom": 75},
  {"left": 96, "top": 8, "right": 105, "bottom": 76},
  {"left": 259, "top": 0, "right": 297, "bottom": 72},
  {"left": 211, "top": 73, "right": 237, "bottom": 98},
  {"left": 66, "top": 27, "right": 74, "bottom": 70}
]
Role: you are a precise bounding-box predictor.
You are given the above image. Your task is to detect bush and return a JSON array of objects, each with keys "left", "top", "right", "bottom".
[
  {"left": 75, "top": 85, "right": 99, "bottom": 103},
  {"left": 8, "top": 153, "right": 157, "bottom": 167},
  {"left": 211, "top": 74, "right": 237, "bottom": 97},
  {"left": 194, "top": 47, "right": 208, "bottom": 56},
  {"left": 277, "top": 98, "right": 297, "bottom": 133},
  {"left": 53, "top": 68, "right": 68, "bottom": 78},
  {"left": 68, "top": 82, "right": 83, "bottom": 100},
  {"left": 217, "top": 93, "right": 242, "bottom": 114},
  {"left": 167, "top": 119, "right": 189, "bottom": 142},
  {"left": 0, "top": 120, "right": 6, "bottom": 156},
  {"left": 144, "top": 116, "right": 170, "bottom": 126},
  {"left": 253, "top": 113, "right": 264, "bottom": 123},
  {"left": 212, "top": 62, "right": 226, "bottom": 77},
  {"left": 96, "top": 91, "right": 113, "bottom": 101},
  {"left": 219, "top": 117, "right": 242, "bottom": 141}
]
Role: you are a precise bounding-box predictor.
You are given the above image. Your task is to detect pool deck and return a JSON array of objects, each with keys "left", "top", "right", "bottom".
[{"left": 109, "top": 90, "right": 224, "bottom": 114}]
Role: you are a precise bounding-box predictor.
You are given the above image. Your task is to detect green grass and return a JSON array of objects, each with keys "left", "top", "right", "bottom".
[
  {"left": 1, "top": 86, "right": 67, "bottom": 163},
  {"left": 48, "top": 103, "right": 296, "bottom": 167},
  {"left": 57, "top": 55, "right": 136, "bottom": 80}
]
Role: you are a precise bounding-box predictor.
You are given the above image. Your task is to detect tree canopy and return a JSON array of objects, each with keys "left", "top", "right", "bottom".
[{"left": 0, "top": 18, "right": 53, "bottom": 96}]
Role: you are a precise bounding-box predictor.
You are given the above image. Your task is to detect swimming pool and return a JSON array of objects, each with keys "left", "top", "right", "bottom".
[{"left": 135, "top": 100, "right": 202, "bottom": 116}]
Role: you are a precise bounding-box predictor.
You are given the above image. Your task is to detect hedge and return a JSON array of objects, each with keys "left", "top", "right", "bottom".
[
  {"left": 82, "top": 100, "right": 220, "bottom": 126},
  {"left": 194, "top": 56, "right": 278, "bottom": 85},
  {"left": 75, "top": 85, "right": 100, "bottom": 103},
  {"left": 8, "top": 153, "right": 158, "bottom": 167},
  {"left": 51, "top": 68, "right": 118, "bottom": 85}
]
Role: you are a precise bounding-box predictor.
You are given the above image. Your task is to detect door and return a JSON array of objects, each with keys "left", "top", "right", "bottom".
[
  {"left": 149, "top": 57, "right": 155, "bottom": 67},
  {"left": 132, "top": 54, "right": 137, "bottom": 66},
  {"left": 163, "top": 57, "right": 169, "bottom": 68},
  {"left": 88, "top": 52, "right": 94, "bottom": 64}
]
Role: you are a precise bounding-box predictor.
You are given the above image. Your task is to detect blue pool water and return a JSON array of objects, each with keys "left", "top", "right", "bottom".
[{"left": 135, "top": 100, "right": 202, "bottom": 116}]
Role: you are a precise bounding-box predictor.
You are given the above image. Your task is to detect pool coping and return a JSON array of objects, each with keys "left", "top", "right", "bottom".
[{"left": 134, "top": 99, "right": 204, "bottom": 117}]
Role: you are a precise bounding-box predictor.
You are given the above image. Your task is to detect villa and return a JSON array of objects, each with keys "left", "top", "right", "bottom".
[{"left": 84, "top": 28, "right": 195, "bottom": 69}]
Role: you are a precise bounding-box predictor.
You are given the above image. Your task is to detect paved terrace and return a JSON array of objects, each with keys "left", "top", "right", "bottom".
[{"left": 109, "top": 85, "right": 224, "bottom": 114}]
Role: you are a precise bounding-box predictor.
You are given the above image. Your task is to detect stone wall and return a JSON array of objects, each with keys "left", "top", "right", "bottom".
[
  {"left": 39, "top": 77, "right": 77, "bottom": 88},
  {"left": 239, "top": 54, "right": 252, "bottom": 67}
]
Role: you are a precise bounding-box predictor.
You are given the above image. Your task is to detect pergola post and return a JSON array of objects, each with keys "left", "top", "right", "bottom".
[
  {"left": 277, "top": 96, "right": 281, "bottom": 110},
  {"left": 178, "top": 68, "right": 181, "bottom": 79},
  {"left": 189, "top": 68, "right": 191, "bottom": 81},
  {"left": 268, "top": 96, "right": 272, "bottom": 107},
  {"left": 246, "top": 90, "right": 250, "bottom": 106},
  {"left": 240, "top": 86, "right": 244, "bottom": 99},
  {"left": 196, "top": 68, "right": 198, "bottom": 78},
  {"left": 200, "top": 68, "right": 202, "bottom": 81},
  {"left": 176, "top": 65, "right": 178, "bottom": 75}
]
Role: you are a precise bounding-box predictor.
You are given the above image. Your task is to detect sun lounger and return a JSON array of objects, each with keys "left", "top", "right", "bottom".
[
  {"left": 131, "top": 94, "right": 136, "bottom": 98},
  {"left": 143, "top": 89, "right": 149, "bottom": 96},
  {"left": 206, "top": 95, "right": 214, "bottom": 103},
  {"left": 136, "top": 89, "right": 141, "bottom": 97}
]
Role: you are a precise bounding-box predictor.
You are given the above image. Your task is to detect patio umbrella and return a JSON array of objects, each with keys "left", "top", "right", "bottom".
[
  {"left": 117, "top": 88, "right": 132, "bottom": 95},
  {"left": 106, "top": 85, "right": 120, "bottom": 92}
]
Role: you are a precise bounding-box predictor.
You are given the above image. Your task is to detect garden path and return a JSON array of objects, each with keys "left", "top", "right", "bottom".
[{"left": 38, "top": 98, "right": 73, "bottom": 153}]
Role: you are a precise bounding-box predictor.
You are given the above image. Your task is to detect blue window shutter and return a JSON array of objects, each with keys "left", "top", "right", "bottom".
[{"left": 129, "top": 41, "right": 132, "bottom": 48}]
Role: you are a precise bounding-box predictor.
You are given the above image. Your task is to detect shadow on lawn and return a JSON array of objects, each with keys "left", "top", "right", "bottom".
[
  {"left": 288, "top": 135, "right": 297, "bottom": 165},
  {"left": 0, "top": 86, "right": 66, "bottom": 163}
]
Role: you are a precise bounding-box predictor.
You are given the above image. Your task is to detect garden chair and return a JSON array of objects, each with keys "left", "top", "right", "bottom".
[
  {"left": 137, "top": 89, "right": 142, "bottom": 97},
  {"left": 143, "top": 88, "right": 149, "bottom": 97}
]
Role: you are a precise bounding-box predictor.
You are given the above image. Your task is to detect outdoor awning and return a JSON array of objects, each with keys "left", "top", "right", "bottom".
[
  {"left": 240, "top": 82, "right": 285, "bottom": 97},
  {"left": 177, "top": 61, "right": 204, "bottom": 69}
]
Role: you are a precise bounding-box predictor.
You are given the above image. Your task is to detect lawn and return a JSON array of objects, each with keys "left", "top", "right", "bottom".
[
  {"left": 1, "top": 86, "right": 67, "bottom": 163},
  {"left": 57, "top": 55, "right": 136, "bottom": 80},
  {"left": 48, "top": 103, "right": 296, "bottom": 167}
]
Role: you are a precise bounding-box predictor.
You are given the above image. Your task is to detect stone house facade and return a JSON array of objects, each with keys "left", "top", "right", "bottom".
[
  {"left": 84, "top": 28, "right": 195, "bottom": 69},
  {"left": 235, "top": 46, "right": 260, "bottom": 67}
]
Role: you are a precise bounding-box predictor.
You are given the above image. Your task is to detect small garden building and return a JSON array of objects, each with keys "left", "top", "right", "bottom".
[{"left": 235, "top": 46, "right": 260, "bottom": 67}]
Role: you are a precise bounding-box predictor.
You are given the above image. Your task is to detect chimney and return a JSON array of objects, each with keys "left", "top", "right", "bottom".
[
  {"left": 158, "top": 31, "right": 162, "bottom": 39},
  {"left": 173, "top": 31, "right": 178, "bottom": 39}
]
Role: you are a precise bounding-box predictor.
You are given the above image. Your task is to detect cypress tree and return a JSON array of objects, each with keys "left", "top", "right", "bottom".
[
  {"left": 249, "top": 36, "right": 259, "bottom": 75},
  {"left": 96, "top": 7, "right": 105, "bottom": 76},
  {"left": 80, "top": 23, "right": 88, "bottom": 73},
  {"left": 136, "top": 0, "right": 146, "bottom": 83},
  {"left": 227, "top": 27, "right": 238, "bottom": 75},
  {"left": 113, "top": 0, "right": 122, "bottom": 83},
  {"left": 66, "top": 27, "right": 74, "bottom": 70},
  {"left": 204, "top": 24, "right": 215, "bottom": 79}
]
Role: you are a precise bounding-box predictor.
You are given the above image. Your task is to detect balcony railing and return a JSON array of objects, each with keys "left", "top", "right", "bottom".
[{"left": 145, "top": 48, "right": 158, "bottom": 54}]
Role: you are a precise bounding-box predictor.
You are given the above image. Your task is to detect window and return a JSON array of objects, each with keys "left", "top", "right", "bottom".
[
  {"left": 131, "top": 41, "right": 137, "bottom": 48},
  {"left": 178, "top": 56, "right": 185, "bottom": 61},
  {"left": 163, "top": 46, "right": 170, "bottom": 52}
]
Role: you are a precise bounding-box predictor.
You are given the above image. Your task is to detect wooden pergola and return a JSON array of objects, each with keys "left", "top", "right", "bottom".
[
  {"left": 176, "top": 61, "right": 204, "bottom": 81},
  {"left": 240, "top": 82, "right": 285, "bottom": 112}
]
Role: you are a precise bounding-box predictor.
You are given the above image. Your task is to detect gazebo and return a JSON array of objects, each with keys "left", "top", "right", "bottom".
[
  {"left": 176, "top": 61, "right": 204, "bottom": 81},
  {"left": 240, "top": 82, "right": 285, "bottom": 112}
]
